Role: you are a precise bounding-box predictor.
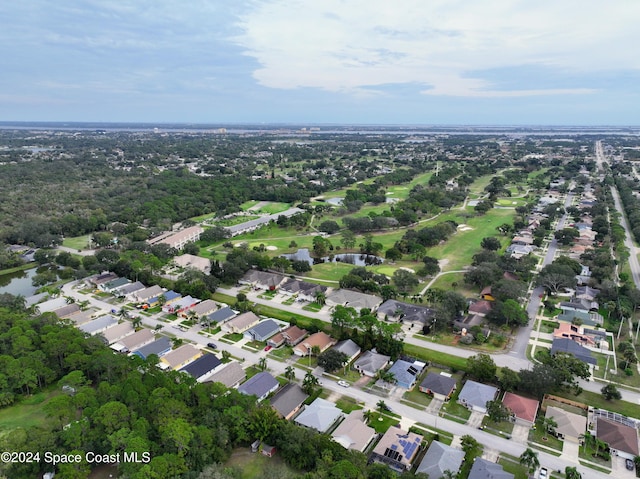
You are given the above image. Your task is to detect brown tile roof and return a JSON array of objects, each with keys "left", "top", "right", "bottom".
[
  {"left": 597, "top": 417, "right": 639, "bottom": 456},
  {"left": 502, "top": 392, "right": 539, "bottom": 423}
]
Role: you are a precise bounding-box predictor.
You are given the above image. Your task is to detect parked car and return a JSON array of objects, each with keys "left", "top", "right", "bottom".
[
  {"left": 626, "top": 459, "right": 635, "bottom": 471},
  {"left": 337, "top": 380, "right": 349, "bottom": 388},
  {"left": 207, "top": 342, "right": 217, "bottom": 349},
  {"left": 264, "top": 345, "right": 272, "bottom": 352},
  {"left": 538, "top": 468, "right": 548, "bottom": 479}
]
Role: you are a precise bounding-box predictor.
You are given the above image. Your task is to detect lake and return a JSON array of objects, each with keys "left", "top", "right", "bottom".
[
  {"left": 281, "top": 248, "right": 383, "bottom": 266},
  {"left": 0, "top": 268, "right": 38, "bottom": 297}
]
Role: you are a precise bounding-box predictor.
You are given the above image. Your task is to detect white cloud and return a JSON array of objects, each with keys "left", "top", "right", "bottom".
[{"left": 234, "top": 0, "right": 640, "bottom": 97}]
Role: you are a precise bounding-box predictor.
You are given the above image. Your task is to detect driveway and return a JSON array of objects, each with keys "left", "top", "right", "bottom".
[
  {"left": 511, "top": 424, "right": 530, "bottom": 444},
  {"left": 612, "top": 455, "right": 637, "bottom": 479},
  {"left": 426, "top": 398, "right": 443, "bottom": 415},
  {"left": 560, "top": 440, "right": 579, "bottom": 462},
  {"left": 467, "top": 410, "right": 485, "bottom": 429}
]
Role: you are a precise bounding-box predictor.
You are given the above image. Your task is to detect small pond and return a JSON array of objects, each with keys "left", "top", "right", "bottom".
[{"left": 281, "top": 248, "right": 383, "bottom": 266}]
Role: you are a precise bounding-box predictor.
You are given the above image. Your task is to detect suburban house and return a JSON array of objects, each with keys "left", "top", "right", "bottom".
[
  {"left": 330, "top": 339, "right": 361, "bottom": 364},
  {"left": 370, "top": 426, "right": 423, "bottom": 472},
  {"left": 206, "top": 306, "right": 236, "bottom": 325},
  {"left": 545, "top": 406, "right": 587, "bottom": 443},
  {"left": 501, "top": 392, "right": 539, "bottom": 427},
  {"left": 160, "top": 344, "right": 202, "bottom": 370},
  {"left": 100, "top": 322, "right": 135, "bottom": 344},
  {"left": 111, "top": 328, "right": 155, "bottom": 353},
  {"left": 131, "top": 336, "right": 172, "bottom": 360},
  {"left": 68, "top": 309, "right": 95, "bottom": 326},
  {"left": 180, "top": 353, "right": 223, "bottom": 382},
  {"left": 133, "top": 285, "right": 164, "bottom": 303},
  {"left": 205, "top": 362, "right": 246, "bottom": 389},
  {"left": 278, "top": 278, "right": 328, "bottom": 302},
  {"left": 268, "top": 325, "right": 308, "bottom": 348},
  {"left": 116, "top": 281, "right": 145, "bottom": 298},
  {"left": 419, "top": 372, "right": 457, "bottom": 401},
  {"left": 100, "top": 277, "right": 130, "bottom": 293},
  {"left": 331, "top": 410, "right": 376, "bottom": 452},
  {"left": 186, "top": 299, "right": 218, "bottom": 318},
  {"left": 222, "top": 312, "right": 260, "bottom": 334},
  {"left": 325, "top": 289, "right": 383, "bottom": 312},
  {"left": 238, "top": 270, "right": 286, "bottom": 291},
  {"left": 595, "top": 417, "right": 640, "bottom": 460},
  {"left": 553, "top": 322, "right": 609, "bottom": 350},
  {"left": 162, "top": 295, "right": 199, "bottom": 314},
  {"left": 457, "top": 380, "right": 499, "bottom": 414},
  {"left": 246, "top": 319, "right": 282, "bottom": 342},
  {"left": 293, "top": 332, "right": 336, "bottom": 357},
  {"left": 385, "top": 359, "right": 426, "bottom": 390},
  {"left": 416, "top": 441, "right": 464, "bottom": 478},
  {"left": 506, "top": 244, "right": 534, "bottom": 259},
  {"left": 376, "top": 300, "right": 436, "bottom": 325},
  {"left": 87, "top": 272, "right": 118, "bottom": 288},
  {"left": 79, "top": 315, "right": 118, "bottom": 336},
  {"left": 468, "top": 458, "right": 513, "bottom": 479},
  {"left": 479, "top": 286, "right": 496, "bottom": 301},
  {"left": 294, "top": 398, "right": 343, "bottom": 433},
  {"left": 238, "top": 372, "right": 279, "bottom": 402},
  {"left": 354, "top": 350, "right": 391, "bottom": 377},
  {"left": 468, "top": 300, "right": 493, "bottom": 316},
  {"left": 269, "top": 383, "right": 308, "bottom": 420},
  {"left": 53, "top": 303, "right": 81, "bottom": 319},
  {"left": 550, "top": 338, "right": 597, "bottom": 367},
  {"left": 173, "top": 253, "right": 211, "bottom": 275},
  {"left": 36, "top": 297, "right": 68, "bottom": 313},
  {"left": 147, "top": 225, "right": 204, "bottom": 250}
]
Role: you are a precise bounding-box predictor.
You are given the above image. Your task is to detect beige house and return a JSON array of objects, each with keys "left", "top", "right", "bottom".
[
  {"left": 160, "top": 344, "right": 202, "bottom": 370},
  {"left": 185, "top": 299, "right": 218, "bottom": 318},
  {"left": 173, "top": 253, "right": 211, "bottom": 274},
  {"left": 331, "top": 410, "right": 376, "bottom": 452},
  {"left": 293, "top": 332, "right": 336, "bottom": 357},
  {"left": 148, "top": 226, "right": 204, "bottom": 250},
  {"left": 221, "top": 312, "right": 260, "bottom": 334},
  {"left": 545, "top": 406, "right": 587, "bottom": 443}
]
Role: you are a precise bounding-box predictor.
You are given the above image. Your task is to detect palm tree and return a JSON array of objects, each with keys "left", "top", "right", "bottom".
[
  {"left": 314, "top": 291, "right": 326, "bottom": 306},
  {"left": 64, "top": 295, "right": 76, "bottom": 304},
  {"left": 258, "top": 357, "right": 267, "bottom": 371},
  {"left": 541, "top": 416, "right": 557, "bottom": 440},
  {"left": 221, "top": 350, "right": 231, "bottom": 362},
  {"left": 376, "top": 400, "right": 388, "bottom": 414},
  {"left": 131, "top": 316, "right": 142, "bottom": 329},
  {"left": 284, "top": 366, "right": 295, "bottom": 382},
  {"left": 309, "top": 345, "right": 321, "bottom": 367},
  {"left": 565, "top": 466, "right": 581, "bottom": 479},
  {"left": 362, "top": 410, "right": 373, "bottom": 423},
  {"left": 375, "top": 370, "right": 396, "bottom": 389},
  {"left": 519, "top": 448, "right": 540, "bottom": 474},
  {"left": 302, "top": 371, "right": 319, "bottom": 394}
]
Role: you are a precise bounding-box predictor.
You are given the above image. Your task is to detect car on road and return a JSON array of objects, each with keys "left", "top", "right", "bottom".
[
  {"left": 538, "top": 468, "right": 548, "bottom": 479},
  {"left": 207, "top": 342, "right": 217, "bottom": 349},
  {"left": 626, "top": 459, "right": 635, "bottom": 471},
  {"left": 337, "top": 380, "right": 349, "bottom": 388},
  {"left": 264, "top": 345, "right": 272, "bottom": 352}
]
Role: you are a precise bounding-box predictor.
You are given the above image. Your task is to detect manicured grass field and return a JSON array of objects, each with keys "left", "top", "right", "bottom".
[
  {"left": 240, "top": 200, "right": 260, "bottom": 211},
  {"left": 62, "top": 234, "right": 92, "bottom": 250},
  {"left": 251, "top": 202, "right": 292, "bottom": 215}
]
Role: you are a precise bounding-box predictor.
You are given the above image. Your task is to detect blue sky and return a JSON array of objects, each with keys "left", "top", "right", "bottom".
[{"left": 1, "top": 0, "right": 639, "bottom": 125}]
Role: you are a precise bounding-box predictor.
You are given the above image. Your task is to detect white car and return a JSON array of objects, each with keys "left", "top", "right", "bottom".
[
  {"left": 337, "top": 380, "right": 350, "bottom": 388},
  {"left": 538, "top": 468, "right": 548, "bottom": 479}
]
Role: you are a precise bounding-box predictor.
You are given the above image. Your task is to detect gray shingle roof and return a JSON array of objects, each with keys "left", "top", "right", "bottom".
[
  {"left": 417, "top": 441, "right": 464, "bottom": 477},
  {"left": 238, "top": 372, "right": 279, "bottom": 400},
  {"left": 458, "top": 380, "right": 498, "bottom": 410},
  {"left": 294, "top": 398, "right": 343, "bottom": 433},
  {"left": 468, "top": 458, "right": 513, "bottom": 479},
  {"left": 269, "top": 383, "right": 308, "bottom": 418},
  {"left": 419, "top": 372, "right": 457, "bottom": 396},
  {"left": 551, "top": 338, "right": 597, "bottom": 365}
]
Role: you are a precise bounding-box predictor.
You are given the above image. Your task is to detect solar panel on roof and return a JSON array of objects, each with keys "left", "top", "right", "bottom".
[{"left": 408, "top": 366, "right": 418, "bottom": 375}]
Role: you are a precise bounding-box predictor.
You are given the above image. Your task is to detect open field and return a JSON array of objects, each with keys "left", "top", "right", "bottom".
[
  {"left": 62, "top": 234, "right": 92, "bottom": 250},
  {"left": 225, "top": 448, "right": 298, "bottom": 479},
  {"left": 0, "top": 389, "right": 60, "bottom": 437}
]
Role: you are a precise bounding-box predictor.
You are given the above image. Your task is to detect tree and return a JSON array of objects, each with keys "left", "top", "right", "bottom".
[
  {"left": 467, "top": 353, "right": 497, "bottom": 383},
  {"left": 393, "top": 269, "right": 419, "bottom": 294},
  {"left": 258, "top": 357, "right": 267, "bottom": 372},
  {"left": 601, "top": 384, "right": 622, "bottom": 400},
  {"left": 385, "top": 247, "right": 403, "bottom": 262},
  {"left": 460, "top": 434, "right": 480, "bottom": 457},
  {"left": 317, "top": 349, "right": 349, "bottom": 373},
  {"left": 541, "top": 416, "right": 557, "bottom": 440},
  {"left": 498, "top": 367, "right": 521, "bottom": 392},
  {"left": 486, "top": 400, "right": 511, "bottom": 423},
  {"left": 376, "top": 400, "right": 388, "bottom": 414},
  {"left": 318, "top": 220, "right": 340, "bottom": 234},
  {"left": 284, "top": 366, "right": 295, "bottom": 382},
  {"left": 331, "top": 305, "right": 357, "bottom": 337},
  {"left": 554, "top": 227, "right": 580, "bottom": 245},
  {"left": 565, "top": 466, "right": 581, "bottom": 479},
  {"left": 340, "top": 230, "right": 356, "bottom": 250},
  {"left": 314, "top": 290, "right": 326, "bottom": 306},
  {"left": 302, "top": 371, "right": 319, "bottom": 394},
  {"left": 490, "top": 299, "right": 529, "bottom": 327},
  {"left": 481, "top": 236, "right": 501, "bottom": 251},
  {"left": 519, "top": 448, "right": 540, "bottom": 474}
]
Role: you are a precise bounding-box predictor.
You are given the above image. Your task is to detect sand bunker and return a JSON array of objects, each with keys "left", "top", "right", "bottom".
[
  {"left": 398, "top": 267, "right": 415, "bottom": 273},
  {"left": 457, "top": 224, "right": 474, "bottom": 231},
  {"left": 266, "top": 245, "right": 278, "bottom": 251}
]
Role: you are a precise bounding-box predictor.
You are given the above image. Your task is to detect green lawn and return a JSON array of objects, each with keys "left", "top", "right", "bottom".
[
  {"left": 216, "top": 215, "right": 261, "bottom": 227},
  {"left": 403, "top": 343, "right": 469, "bottom": 371},
  {"left": 0, "top": 390, "right": 60, "bottom": 436},
  {"left": 498, "top": 456, "right": 530, "bottom": 479},
  {"left": 223, "top": 333, "right": 244, "bottom": 342},
  {"left": 240, "top": 200, "right": 260, "bottom": 211},
  {"left": 225, "top": 448, "right": 297, "bottom": 479},
  {"left": 528, "top": 420, "right": 563, "bottom": 452},
  {"left": 251, "top": 202, "right": 292, "bottom": 215},
  {"left": 368, "top": 413, "right": 400, "bottom": 433},
  {"left": 62, "top": 234, "right": 92, "bottom": 250},
  {"left": 335, "top": 395, "right": 363, "bottom": 414}
]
